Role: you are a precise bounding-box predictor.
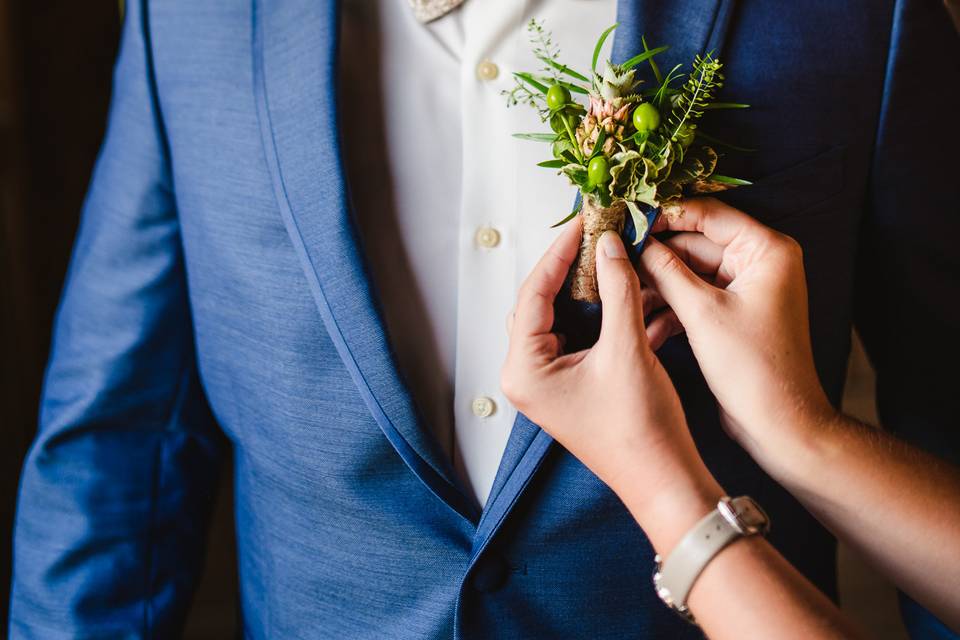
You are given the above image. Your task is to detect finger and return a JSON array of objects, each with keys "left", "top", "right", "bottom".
[
  {"left": 595, "top": 230, "right": 647, "bottom": 349},
  {"left": 638, "top": 236, "right": 718, "bottom": 322},
  {"left": 663, "top": 232, "right": 733, "bottom": 285},
  {"left": 655, "top": 197, "right": 765, "bottom": 249},
  {"left": 506, "top": 308, "right": 515, "bottom": 336},
  {"left": 513, "top": 217, "right": 583, "bottom": 339},
  {"left": 641, "top": 286, "right": 667, "bottom": 317},
  {"left": 646, "top": 309, "right": 684, "bottom": 351}
]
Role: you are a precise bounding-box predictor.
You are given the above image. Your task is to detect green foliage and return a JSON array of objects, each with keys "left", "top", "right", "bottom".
[
  {"left": 539, "top": 57, "right": 591, "bottom": 83},
  {"left": 504, "top": 21, "right": 592, "bottom": 121},
  {"left": 592, "top": 24, "right": 618, "bottom": 74},
  {"left": 561, "top": 163, "right": 589, "bottom": 186},
  {"left": 625, "top": 201, "right": 650, "bottom": 245},
  {"left": 513, "top": 72, "right": 549, "bottom": 94},
  {"left": 664, "top": 53, "right": 724, "bottom": 148},
  {"left": 609, "top": 151, "right": 659, "bottom": 209},
  {"left": 668, "top": 145, "right": 719, "bottom": 185},
  {"left": 508, "top": 22, "right": 751, "bottom": 219},
  {"left": 512, "top": 133, "right": 560, "bottom": 142},
  {"left": 620, "top": 46, "right": 670, "bottom": 72},
  {"left": 709, "top": 174, "right": 753, "bottom": 186},
  {"left": 550, "top": 196, "right": 583, "bottom": 228},
  {"left": 537, "top": 159, "right": 568, "bottom": 168},
  {"left": 641, "top": 36, "right": 663, "bottom": 85}
]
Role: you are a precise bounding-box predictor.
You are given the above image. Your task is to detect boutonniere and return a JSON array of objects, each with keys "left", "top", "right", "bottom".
[{"left": 505, "top": 21, "right": 750, "bottom": 303}]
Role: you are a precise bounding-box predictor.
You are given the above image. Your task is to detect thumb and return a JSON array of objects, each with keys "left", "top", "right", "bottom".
[
  {"left": 596, "top": 230, "right": 647, "bottom": 349},
  {"left": 638, "top": 236, "right": 714, "bottom": 323}
]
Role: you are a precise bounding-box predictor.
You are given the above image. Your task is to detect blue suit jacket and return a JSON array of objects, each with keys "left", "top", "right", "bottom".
[{"left": 10, "top": 0, "right": 960, "bottom": 638}]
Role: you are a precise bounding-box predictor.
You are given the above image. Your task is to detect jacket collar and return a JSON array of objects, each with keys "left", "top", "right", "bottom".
[{"left": 252, "top": 0, "right": 479, "bottom": 523}]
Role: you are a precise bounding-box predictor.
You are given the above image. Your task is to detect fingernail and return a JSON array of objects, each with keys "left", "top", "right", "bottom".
[{"left": 599, "top": 230, "right": 627, "bottom": 259}]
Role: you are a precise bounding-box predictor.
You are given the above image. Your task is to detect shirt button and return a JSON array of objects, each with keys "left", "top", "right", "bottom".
[
  {"left": 476, "top": 60, "right": 499, "bottom": 81},
  {"left": 472, "top": 396, "right": 496, "bottom": 418},
  {"left": 475, "top": 226, "right": 501, "bottom": 248}
]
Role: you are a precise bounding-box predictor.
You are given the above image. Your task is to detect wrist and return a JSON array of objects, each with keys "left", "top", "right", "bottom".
[
  {"left": 771, "top": 409, "right": 855, "bottom": 492},
  {"left": 614, "top": 462, "right": 725, "bottom": 556},
  {"left": 731, "top": 392, "right": 840, "bottom": 485}
]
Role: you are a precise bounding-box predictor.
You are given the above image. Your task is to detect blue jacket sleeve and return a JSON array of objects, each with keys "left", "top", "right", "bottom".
[
  {"left": 8, "top": 2, "right": 223, "bottom": 638},
  {"left": 854, "top": 0, "right": 960, "bottom": 462}
]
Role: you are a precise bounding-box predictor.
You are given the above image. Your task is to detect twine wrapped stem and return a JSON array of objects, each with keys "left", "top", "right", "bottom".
[{"left": 569, "top": 198, "right": 627, "bottom": 303}]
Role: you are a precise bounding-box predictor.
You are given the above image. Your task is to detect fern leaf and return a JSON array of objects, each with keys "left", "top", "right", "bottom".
[{"left": 666, "top": 54, "right": 724, "bottom": 142}]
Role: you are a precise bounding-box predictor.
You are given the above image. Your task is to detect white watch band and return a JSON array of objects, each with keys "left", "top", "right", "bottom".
[{"left": 653, "top": 496, "right": 769, "bottom": 622}]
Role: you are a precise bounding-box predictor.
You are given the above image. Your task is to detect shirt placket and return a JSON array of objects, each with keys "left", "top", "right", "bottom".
[{"left": 452, "top": 0, "right": 524, "bottom": 507}]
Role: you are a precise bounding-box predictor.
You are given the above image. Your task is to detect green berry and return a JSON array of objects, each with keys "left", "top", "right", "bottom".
[
  {"left": 587, "top": 156, "right": 611, "bottom": 186},
  {"left": 546, "top": 84, "right": 572, "bottom": 111},
  {"left": 632, "top": 102, "right": 661, "bottom": 133}
]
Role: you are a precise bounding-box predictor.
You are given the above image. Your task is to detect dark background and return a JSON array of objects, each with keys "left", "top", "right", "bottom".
[{"left": 0, "top": 2, "right": 237, "bottom": 637}]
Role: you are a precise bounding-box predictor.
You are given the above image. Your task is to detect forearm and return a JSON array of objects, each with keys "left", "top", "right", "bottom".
[
  {"left": 769, "top": 414, "right": 960, "bottom": 630},
  {"left": 614, "top": 465, "right": 861, "bottom": 640}
]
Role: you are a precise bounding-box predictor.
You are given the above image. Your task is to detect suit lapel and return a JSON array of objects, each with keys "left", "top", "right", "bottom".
[
  {"left": 613, "top": 0, "right": 736, "bottom": 65},
  {"left": 252, "top": 0, "right": 479, "bottom": 523},
  {"left": 472, "top": 0, "right": 737, "bottom": 552}
]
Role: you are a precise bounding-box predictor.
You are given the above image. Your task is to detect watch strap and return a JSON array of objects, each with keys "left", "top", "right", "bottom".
[{"left": 653, "top": 496, "right": 769, "bottom": 620}]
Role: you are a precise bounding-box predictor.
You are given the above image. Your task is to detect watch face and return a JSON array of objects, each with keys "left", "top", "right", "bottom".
[{"left": 721, "top": 497, "right": 770, "bottom": 535}]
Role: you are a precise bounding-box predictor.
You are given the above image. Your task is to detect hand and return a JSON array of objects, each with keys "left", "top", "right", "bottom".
[
  {"left": 501, "top": 217, "right": 722, "bottom": 550},
  {"left": 637, "top": 198, "right": 837, "bottom": 475}
]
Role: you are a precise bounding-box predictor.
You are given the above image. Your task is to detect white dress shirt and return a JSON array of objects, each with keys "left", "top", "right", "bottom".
[{"left": 340, "top": 0, "right": 616, "bottom": 506}]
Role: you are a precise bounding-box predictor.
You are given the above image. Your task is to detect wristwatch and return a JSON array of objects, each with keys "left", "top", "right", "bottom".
[{"left": 652, "top": 495, "right": 770, "bottom": 623}]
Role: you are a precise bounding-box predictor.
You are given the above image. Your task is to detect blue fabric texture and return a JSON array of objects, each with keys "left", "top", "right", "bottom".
[{"left": 9, "top": 0, "right": 959, "bottom": 638}]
